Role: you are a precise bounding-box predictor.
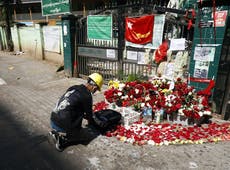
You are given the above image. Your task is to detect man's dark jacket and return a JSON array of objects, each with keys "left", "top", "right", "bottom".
[{"left": 51, "top": 84, "right": 92, "bottom": 131}]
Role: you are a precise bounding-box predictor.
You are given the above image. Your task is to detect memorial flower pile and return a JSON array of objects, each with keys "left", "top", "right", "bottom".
[
  {"left": 106, "top": 122, "right": 230, "bottom": 146},
  {"left": 95, "top": 78, "right": 230, "bottom": 146},
  {"left": 104, "top": 77, "right": 212, "bottom": 120}
]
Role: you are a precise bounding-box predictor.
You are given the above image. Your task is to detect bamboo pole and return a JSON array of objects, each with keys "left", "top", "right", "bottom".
[
  {"left": 14, "top": 8, "right": 17, "bottom": 20},
  {"left": 29, "top": 8, "right": 33, "bottom": 21}
]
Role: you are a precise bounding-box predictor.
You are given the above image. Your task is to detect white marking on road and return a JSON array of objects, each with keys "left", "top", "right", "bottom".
[
  {"left": 88, "top": 157, "right": 100, "bottom": 168},
  {"left": 0, "top": 78, "right": 7, "bottom": 85},
  {"left": 189, "top": 162, "right": 198, "bottom": 169}
]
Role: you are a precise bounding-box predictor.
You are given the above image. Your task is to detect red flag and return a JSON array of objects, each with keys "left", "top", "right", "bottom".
[{"left": 125, "top": 15, "right": 154, "bottom": 44}]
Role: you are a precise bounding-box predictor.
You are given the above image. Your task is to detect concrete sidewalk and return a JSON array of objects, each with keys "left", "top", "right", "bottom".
[
  {"left": 1, "top": 51, "right": 230, "bottom": 170},
  {"left": 0, "top": 51, "right": 105, "bottom": 134}
]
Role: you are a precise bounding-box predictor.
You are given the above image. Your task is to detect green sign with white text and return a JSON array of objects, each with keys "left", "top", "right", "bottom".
[
  {"left": 42, "top": 0, "right": 70, "bottom": 16},
  {"left": 87, "top": 15, "right": 112, "bottom": 40}
]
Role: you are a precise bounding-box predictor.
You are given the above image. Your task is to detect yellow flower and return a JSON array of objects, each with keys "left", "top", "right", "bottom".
[
  {"left": 120, "top": 136, "right": 127, "bottom": 142},
  {"left": 108, "top": 80, "right": 120, "bottom": 89},
  {"left": 161, "top": 89, "right": 172, "bottom": 94}
]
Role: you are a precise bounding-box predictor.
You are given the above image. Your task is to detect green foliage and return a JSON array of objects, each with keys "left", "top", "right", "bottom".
[
  {"left": 116, "top": 69, "right": 125, "bottom": 80},
  {"left": 133, "top": 102, "right": 142, "bottom": 111},
  {"left": 126, "top": 73, "right": 148, "bottom": 82},
  {"left": 126, "top": 74, "right": 138, "bottom": 82},
  {"left": 116, "top": 70, "right": 149, "bottom": 83}
]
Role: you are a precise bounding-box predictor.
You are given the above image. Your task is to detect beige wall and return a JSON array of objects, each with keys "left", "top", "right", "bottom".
[
  {"left": 44, "top": 51, "right": 63, "bottom": 65},
  {"left": 11, "top": 24, "right": 63, "bottom": 65}
]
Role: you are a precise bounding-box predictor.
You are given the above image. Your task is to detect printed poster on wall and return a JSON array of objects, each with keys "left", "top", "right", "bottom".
[
  {"left": 193, "top": 61, "right": 210, "bottom": 79},
  {"left": 214, "top": 10, "right": 228, "bottom": 27},
  {"left": 169, "top": 38, "right": 186, "bottom": 51},
  {"left": 43, "top": 26, "right": 61, "bottom": 53},
  {"left": 137, "top": 52, "right": 146, "bottom": 64},
  {"left": 194, "top": 46, "right": 215, "bottom": 61},
  {"left": 127, "top": 51, "right": 138, "bottom": 60},
  {"left": 106, "top": 49, "right": 116, "bottom": 59}
]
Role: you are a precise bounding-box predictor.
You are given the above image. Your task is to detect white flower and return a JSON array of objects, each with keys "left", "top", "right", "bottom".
[
  {"left": 146, "top": 103, "right": 151, "bottom": 107},
  {"left": 135, "top": 89, "right": 140, "bottom": 94},
  {"left": 204, "top": 110, "right": 211, "bottom": 115},
  {"left": 163, "top": 140, "right": 169, "bottom": 146},
  {"left": 198, "top": 104, "right": 204, "bottom": 110},
  {"left": 198, "top": 98, "right": 202, "bottom": 103},
  {"left": 125, "top": 126, "right": 131, "bottom": 130},
  {"left": 147, "top": 140, "right": 155, "bottom": 145},
  {"left": 119, "top": 83, "right": 126, "bottom": 91},
  {"left": 117, "top": 92, "right": 122, "bottom": 96},
  {"left": 140, "top": 130, "right": 146, "bottom": 136},
  {"left": 178, "top": 108, "right": 184, "bottom": 115},
  {"left": 162, "top": 79, "right": 166, "bottom": 83},
  {"left": 198, "top": 111, "right": 203, "bottom": 117},
  {"left": 166, "top": 94, "right": 176, "bottom": 101},
  {"left": 141, "top": 103, "right": 145, "bottom": 108},
  {"left": 127, "top": 138, "right": 135, "bottom": 144},
  {"left": 121, "top": 95, "right": 129, "bottom": 100},
  {"left": 188, "top": 92, "right": 192, "bottom": 96}
]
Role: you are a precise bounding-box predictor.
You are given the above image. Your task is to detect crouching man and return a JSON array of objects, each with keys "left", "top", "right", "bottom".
[{"left": 47, "top": 73, "right": 103, "bottom": 151}]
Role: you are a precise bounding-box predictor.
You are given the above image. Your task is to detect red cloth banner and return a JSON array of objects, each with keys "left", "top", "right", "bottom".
[{"left": 125, "top": 15, "right": 154, "bottom": 44}]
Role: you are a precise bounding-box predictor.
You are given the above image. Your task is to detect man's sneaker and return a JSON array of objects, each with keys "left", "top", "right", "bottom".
[
  {"left": 55, "top": 135, "right": 64, "bottom": 152},
  {"left": 47, "top": 131, "right": 64, "bottom": 152},
  {"left": 47, "top": 131, "right": 57, "bottom": 146}
]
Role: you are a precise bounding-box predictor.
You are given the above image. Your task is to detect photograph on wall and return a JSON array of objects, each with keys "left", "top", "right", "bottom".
[
  {"left": 194, "top": 46, "right": 215, "bottom": 61},
  {"left": 193, "top": 61, "right": 210, "bottom": 79}
]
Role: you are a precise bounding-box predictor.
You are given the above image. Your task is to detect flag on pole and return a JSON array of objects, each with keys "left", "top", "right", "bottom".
[{"left": 125, "top": 15, "right": 154, "bottom": 44}]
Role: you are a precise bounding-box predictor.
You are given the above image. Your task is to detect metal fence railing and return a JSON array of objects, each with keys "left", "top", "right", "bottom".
[
  {"left": 75, "top": 1, "right": 192, "bottom": 82},
  {"left": 77, "top": 55, "right": 118, "bottom": 81}
]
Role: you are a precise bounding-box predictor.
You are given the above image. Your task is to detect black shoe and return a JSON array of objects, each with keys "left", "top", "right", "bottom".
[
  {"left": 47, "top": 131, "right": 64, "bottom": 152},
  {"left": 55, "top": 135, "right": 65, "bottom": 152},
  {"left": 47, "top": 131, "right": 57, "bottom": 146}
]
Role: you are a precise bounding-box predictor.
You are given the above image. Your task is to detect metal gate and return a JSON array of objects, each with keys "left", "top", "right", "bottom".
[{"left": 76, "top": 1, "right": 193, "bottom": 82}]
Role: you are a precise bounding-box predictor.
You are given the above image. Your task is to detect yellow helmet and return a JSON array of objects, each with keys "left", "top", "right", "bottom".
[{"left": 88, "top": 73, "right": 103, "bottom": 91}]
